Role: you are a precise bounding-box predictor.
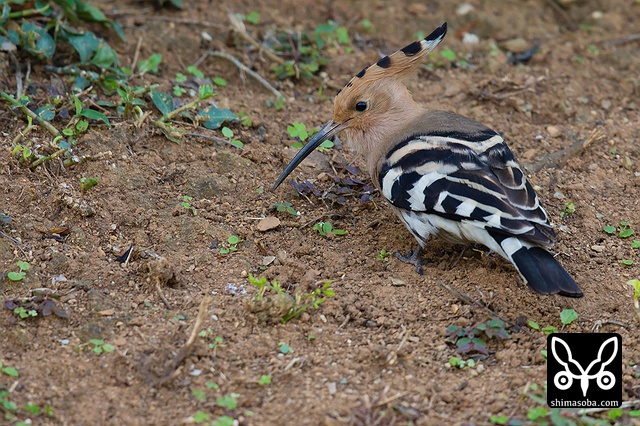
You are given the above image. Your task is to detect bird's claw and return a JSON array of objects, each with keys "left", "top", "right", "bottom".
[{"left": 394, "top": 247, "right": 428, "bottom": 275}]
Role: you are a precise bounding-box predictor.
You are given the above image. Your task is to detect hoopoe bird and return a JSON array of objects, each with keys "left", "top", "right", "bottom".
[{"left": 273, "top": 23, "right": 583, "bottom": 298}]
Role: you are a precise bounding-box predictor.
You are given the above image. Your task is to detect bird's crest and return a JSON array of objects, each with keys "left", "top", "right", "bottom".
[{"left": 336, "top": 22, "right": 448, "bottom": 100}]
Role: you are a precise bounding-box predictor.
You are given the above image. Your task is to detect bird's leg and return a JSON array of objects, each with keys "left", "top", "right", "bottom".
[{"left": 394, "top": 246, "right": 428, "bottom": 275}]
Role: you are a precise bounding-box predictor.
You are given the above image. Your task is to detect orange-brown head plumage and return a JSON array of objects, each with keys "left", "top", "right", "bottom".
[{"left": 335, "top": 22, "right": 447, "bottom": 102}]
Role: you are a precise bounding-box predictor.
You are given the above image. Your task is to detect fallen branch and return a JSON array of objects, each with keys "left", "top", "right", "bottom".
[
  {"left": 155, "top": 296, "right": 212, "bottom": 386},
  {"left": 204, "top": 50, "right": 283, "bottom": 99}
]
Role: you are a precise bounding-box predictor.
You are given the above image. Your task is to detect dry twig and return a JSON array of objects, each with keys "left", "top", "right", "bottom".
[
  {"left": 526, "top": 127, "right": 606, "bottom": 173},
  {"left": 203, "top": 50, "right": 283, "bottom": 99},
  {"left": 155, "top": 296, "right": 212, "bottom": 386}
]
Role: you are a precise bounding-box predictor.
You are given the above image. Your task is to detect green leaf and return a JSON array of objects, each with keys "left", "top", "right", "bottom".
[
  {"left": 21, "top": 23, "right": 55, "bottom": 58},
  {"left": 198, "top": 84, "right": 214, "bottom": 99},
  {"left": 2, "top": 366, "right": 19, "bottom": 377},
  {"left": 216, "top": 394, "right": 238, "bottom": 410},
  {"left": 138, "top": 53, "right": 162, "bottom": 74},
  {"left": 187, "top": 65, "right": 204, "bottom": 79},
  {"left": 91, "top": 44, "right": 118, "bottom": 68},
  {"left": 629, "top": 410, "right": 640, "bottom": 417},
  {"left": 81, "top": 109, "right": 111, "bottom": 127},
  {"left": 212, "top": 77, "right": 227, "bottom": 87},
  {"left": 542, "top": 325, "right": 558, "bottom": 335},
  {"left": 199, "top": 107, "right": 238, "bottom": 130},
  {"left": 150, "top": 90, "right": 175, "bottom": 116},
  {"left": 279, "top": 343, "right": 292, "bottom": 354},
  {"left": 227, "top": 235, "right": 239, "bottom": 245},
  {"left": 16, "top": 261, "right": 29, "bottom": 271},
  {"left": 7, "top": 271, "right": 25, "bottom": 281},
  {"left": 245, "top": 11, "right": 260, "bottom": 25},
  {"left": 76, "top": 119, "right": 89, "bottom": 132},
  {"left": 24, "top": 402, "right": 40, "bottom": 415},
  {"left": 608, "top": 408, "right": 622, "bottom": 419},
  {"left": 621, "top": 259, "right": 634, "bottom": 266},
  {"left": 632, "top": 240, "right": 640, "bottom": 249},
  {"left": 258, "top": 374, "right": 271, "bottom": 385},
  {"left": 175, "top": 72, "right": 187, "bottom": 83},
  {"left": 221, "top": 127, "right": 234, "bottom": 139},
  {"left": 66, "top": 32, "right": 100, "bottom": 63},
  {"left": 619, "top": 228, "right": 635, "bottom": 238},
  {"left": 528, "top": 320, "right": 540, "bottom": 330},
  {"left": 193, "top": 411, "right": 209, "bottom": 423},
  {"left": 332, "top": 229, "right": 347, "bottom": 235},
  {"left": 603, "top": 225, "right": 616, "bottom": 234},
  {"left": 230, "top": 140, "right": 244, "bottom": 149},
  {"left": 35, "top": 105, "right": 55, "bottom": 121},
  {"left": 440, "top": 48, "right": 456, "bottom": 61},
  {"left": 560, "top": 309, "right": 578, "bottom": 325}
]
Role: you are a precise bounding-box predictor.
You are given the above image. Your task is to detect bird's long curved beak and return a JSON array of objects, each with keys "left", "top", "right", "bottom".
[{"left": 272, "top": 120, "right": 346, "bottom": 190}]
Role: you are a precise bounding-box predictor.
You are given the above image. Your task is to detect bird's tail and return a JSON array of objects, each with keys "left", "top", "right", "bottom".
[{"left": 508, "top": 244, "right": 583, "bottom": 298}]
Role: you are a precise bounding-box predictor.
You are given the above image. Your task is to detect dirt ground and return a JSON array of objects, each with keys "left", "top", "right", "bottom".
[{"left": 1, "top": 0, "right": 640, "bottom": 425}]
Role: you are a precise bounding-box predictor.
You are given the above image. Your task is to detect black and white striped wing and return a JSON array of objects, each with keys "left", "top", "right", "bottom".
[{"left": 378, "top": 130, "right": 555, "bottom": 246}]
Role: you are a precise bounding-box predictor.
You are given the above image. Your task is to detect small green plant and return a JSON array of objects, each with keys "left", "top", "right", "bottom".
[
  {"left": 560, "top": 201, "right": 575, "bottom": 218},
  {"left": 266, "top": 96, "right": 286, "bottom": 110},
  {"left": 138, "top": 53, "right": 162, "bottom": 74},
  {"left": 274, "top": 202, "right": 298, "bottom": 216},
  {"left": 181, "top": 195, "right": 194, "bottom": 210},
  {"left": 13, "top": 306, "right": 37, "bottom": 319},
  {"left": 448, "top": 356, "right": 476, "bottom": 369},
  {"left": 221, "top": 126, "right": 243, "bottom": 149},
  {"left": 278, "top": 342, "right": 292, "bottom": 354},
  {"left": 216, "top": 393, "right": 239, "bottom": 410},
  {"left": 604, "top": 221, "right": 635, "bottom": 238},
  {"left": 559, "top": 309, "right": 578, "bottom": 329},
  {"left": 80, "top": 177, "right": 99, "bottom": 192},
  {"left": 248, "top": 274, "right": 334, "bottom": 323},
  {"left": 287, "top": 122, "right": 309, "bottom": 142},
  {"left": 376, "top": 249, "right": 390, "bottom": 261},
  {"left": 312, "top": 221, "right": 346, "bottom": 237},
  {"left": 88, "top": 339, "right": 115, "bottom": 354},
  {"left": 7, "top": 261, "right": 30, "bottom": 282},
  {"left": 1, "top": 361, "right": 19, "bottom": 378},
  {"left": 219, "top": 235, "right": 239, "bottom": 255},
  {"left": 238, "top": 110, "right": 252, "bottom": 127},
  {"left": 489, "top": 414, "right": 509, "bottom": 425},
  {"left": 258, "top": 375, "right": 271, "bottom": 385},
  {"left": 192, "top": 389, "right": 207, "bottom": 402},
  {"left": 446, "top": 318, "right": 510, "bottom": 355},
  {"left": 213, "top": 77, "right": 227, "bottom": 87}
]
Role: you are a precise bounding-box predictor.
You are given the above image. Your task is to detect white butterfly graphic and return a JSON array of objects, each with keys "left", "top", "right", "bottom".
[{"left": 551, "top": 336, "right": 617, "bottom": 397}]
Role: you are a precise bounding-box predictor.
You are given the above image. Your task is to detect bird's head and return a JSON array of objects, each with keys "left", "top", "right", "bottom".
[{"left": 273, "top": 22, "right": 448, "bottom": 190}]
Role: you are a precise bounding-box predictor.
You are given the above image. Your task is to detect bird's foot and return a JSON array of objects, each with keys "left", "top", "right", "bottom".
[{"left": 394, "top": 247, "right": 428, "bottom": 275}]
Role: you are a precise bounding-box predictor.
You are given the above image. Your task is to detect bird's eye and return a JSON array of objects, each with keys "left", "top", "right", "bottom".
[{"left": 355, "top": 101, "right": 368, "bottom": 112}]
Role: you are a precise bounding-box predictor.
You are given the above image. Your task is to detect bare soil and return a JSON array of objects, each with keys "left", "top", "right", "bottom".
[{"left": 1, "top": 0, "right": 640, "bottom": 425}]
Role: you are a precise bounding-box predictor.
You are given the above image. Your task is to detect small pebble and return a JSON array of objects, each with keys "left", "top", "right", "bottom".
[
  {"left": 60, "top": 339, "right": 69, "bottom": 345},
  {"left": 327, "top": 382, "right": 337, "bottom": 394},
  {"left": 502, "top": 38, "right": 530, "bottom": 54},
  {"left": 456, "top": 3, "right": 475, "bottom": 15},
  {"left": 591, "top": 245, "right": 605, "bottom": 253},
  {"left": 462, "top": 33, "right": 479, "bottom": 45},
  {"left": 256, "top": 216, "right": 280, "bottom": 232},
  {"left": 546, "top": 125, "right": 562, "bottom": 138}
]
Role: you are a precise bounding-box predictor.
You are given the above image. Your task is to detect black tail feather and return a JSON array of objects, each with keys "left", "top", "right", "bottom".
[{"left": 511, "top": 246, "right": 583, "bottom": 298}]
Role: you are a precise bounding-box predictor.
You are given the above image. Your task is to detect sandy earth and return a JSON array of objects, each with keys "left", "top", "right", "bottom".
[{"left": 1, "top": 0, "right": 639, "bottom": 425}]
